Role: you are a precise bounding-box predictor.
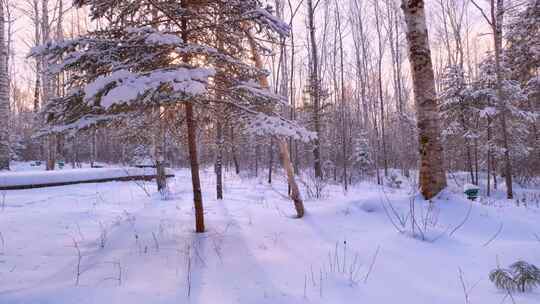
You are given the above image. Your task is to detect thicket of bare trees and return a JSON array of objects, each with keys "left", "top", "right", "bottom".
[{"left": 1, "top": 0, "right": 539, "bottom": 206}]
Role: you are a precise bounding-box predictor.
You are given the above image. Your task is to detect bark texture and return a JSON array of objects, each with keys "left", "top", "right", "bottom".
[
  {"left": 402, "top": 0, "right": 447, "bottom": 199},
  {"left": 278, "top": 139, "right": 305, "bottom": 217},
  {"left": 42, "top": 0, "right": 56, "bottom": 171},
  {"left": 0, "top": 2, "right": 9, "bottom": 171},
  {"left": 215, "top": 119, "right": 224, "bottom": 200},
  {"left": 246, "top": 26, "right": 306, "bottom": 218},
  {"left": 154, "top": 108, "right": 167, "bottom": 194},
  {"left": 186, "top": 102, "right": 205, "bottom": 232},
  {"left": 182, "top": 0, "right": 205, "bottom": 232}
]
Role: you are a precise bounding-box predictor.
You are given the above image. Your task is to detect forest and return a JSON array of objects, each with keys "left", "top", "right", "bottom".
[{"left": 0, "top": 0, "right": 539, "bottom": 303}]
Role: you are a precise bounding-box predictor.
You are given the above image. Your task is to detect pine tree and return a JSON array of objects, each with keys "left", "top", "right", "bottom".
[
  {"left": 440, "top": 65, "right": 479, "bottom": 184},
  {"left": 504, "top": 0, "right": 540, "bottom": 179},
  {"left": 352, "top": 131, "right": 371, "bottom": 179},
  {"left": 32, "top": 1, "right": 217, "bottom": 232},
  {"left": 472, "top": 55, "right": 534, "bottom": 179},
  {"left": 33, "top": 0, "right": 311, "bottom": 229}
]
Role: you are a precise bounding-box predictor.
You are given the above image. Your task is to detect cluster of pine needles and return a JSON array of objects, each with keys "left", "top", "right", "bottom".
[{"left": 489, "top": 261, "right": 540, "bottom": 292}]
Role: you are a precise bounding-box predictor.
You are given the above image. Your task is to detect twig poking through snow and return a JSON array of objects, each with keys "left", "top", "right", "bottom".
[
  {"left": 0, "top": 231, "right": 5, "bottom": 254},
  {"left": 99, "top": 221, "right": 108, "bottom": 249},
  {"left": 303, "top": 274, "right": 307, "bottom": 299},
  {"left": 364, "top": 245, "right": 380, "bottom": 284},
  {"left": 458, "top": 267, "right": 470, "bottom": 304},
  {"left": 449, "top": 201, "right": 473, "bottom": 237},
  {"left": 186, "top": 244, "right": 192, "bottom": 298},
  {"left": 457, "top": 267, "right": 480, "bottom": 304},
  {"left": 1, "top": 190, "right": 6, "bottom": 211},
  {"left": 319, "top": 269, "right": 323, "bottom": 298},
  {"left": 483, "top": 223, "right": 504, "bottom": 247},
  {"left": 75, "top": 222, "right": 85, "bottom": 241},
  {"left": 103, "top": 261, "right": 123, "bottom": 286},
  {"left": 152, "top": 232, "right": 160, "bottom": 252},
  {"left": 72, "top": 238, "right": 82, "bottom": 286}
]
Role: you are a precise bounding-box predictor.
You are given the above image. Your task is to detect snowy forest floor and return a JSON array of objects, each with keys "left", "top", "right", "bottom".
[{"left": 1, "top": 164, "right": 540, "bottom": 303}]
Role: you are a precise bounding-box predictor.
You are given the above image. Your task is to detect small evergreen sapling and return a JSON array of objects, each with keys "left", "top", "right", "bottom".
[
  {"left": 352, "top": 132, "right": 372, "bottom": 179},
  {"left": 489, "top": 260, "right": 540, "bottom": 292}
]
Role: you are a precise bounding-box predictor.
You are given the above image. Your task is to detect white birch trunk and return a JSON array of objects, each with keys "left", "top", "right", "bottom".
[
  {"left": 0, "top": 1, "right": 9, "bottom": 170},
  {"left": 402, "top": 0, "right": 447, "bottom": 199},
  {"left": 41, "top": 0, "right": 56, "bottom": 171},
  {"left": 246, "top": 26, "right": 305, "bottom": 218}
]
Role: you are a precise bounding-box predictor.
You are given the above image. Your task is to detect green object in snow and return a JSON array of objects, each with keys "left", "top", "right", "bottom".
[{"left": 464, "top": 188, "right": 479, "bottom": 201}]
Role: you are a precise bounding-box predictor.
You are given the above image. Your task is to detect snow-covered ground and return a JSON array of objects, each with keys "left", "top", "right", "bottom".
[{"left": 0, "top": 167, "right": 539, "bottom": 303}]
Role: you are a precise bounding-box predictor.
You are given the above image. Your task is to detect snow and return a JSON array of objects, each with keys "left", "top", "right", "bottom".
[
  {"left": 0, "top": 168, "right": 539, "bottom": 303},
  {"left": 84, "top": 68, "right": 215, "bottom": 109},
  {"left": 463, "top": 183, "right": 480, "bottom": 192},
  {"left": 244, "top": 113, "right": 316, "bottom": 142},
  {"left": 0, "top": 167, "right": 172, "bottom": 189},
  {"left": 244, "top": 8, "right": 291, "bottom": 37},
  {"left": 234, "top": 81, "right": 286, "bottom": 105},
  {"left": 145, "top": 33, "right": 183, "bottom": 46}
]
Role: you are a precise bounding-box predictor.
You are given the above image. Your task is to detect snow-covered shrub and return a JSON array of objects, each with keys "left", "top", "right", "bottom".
[
  {"left": 300, "top": 170, "right": 329, "bottom": 200},
  {"left": 490, "top": 261, "right": 540, "bottom": 292}
]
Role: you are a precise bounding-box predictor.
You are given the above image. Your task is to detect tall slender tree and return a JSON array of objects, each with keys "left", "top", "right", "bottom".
[
  {"left": 402, "top": 0, "right": 448, "bottom": 199},
  {"left": 470, "top": 0, "right": 514, "bottom": 199},
  {"left": 307, "top": 0, "right": 323, "bottom": 179},
  {"left": 245, "top": 27, "right": 306, "bottom": 218},
  {"left": 41, "top": 0, "right": 57, "bottom": 171},
  {"left": 0, "top": 0, "right": 9, "bottom": 171}
]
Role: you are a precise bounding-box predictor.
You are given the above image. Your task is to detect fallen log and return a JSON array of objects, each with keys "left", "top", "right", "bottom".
[{"left": 0, "top": 168, "right": 175, "bottom": 191}]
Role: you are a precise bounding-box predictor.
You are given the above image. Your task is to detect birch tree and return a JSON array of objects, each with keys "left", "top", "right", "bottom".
[
  {"left": 402, "top": 0, "right": 448, "bottom": 199},
  {"left": 246, "top": 29, "right": 306, "bottom": 218},
  {"left": 0, "top": 0, "right": 9, "bottom": 171}
]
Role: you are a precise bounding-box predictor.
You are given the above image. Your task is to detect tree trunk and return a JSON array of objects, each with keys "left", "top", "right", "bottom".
[
  {"left": 278, "top": 139, "right": 304, "bottom": 217},
  {"left": 268, "top": 139, "right": 274, "bottom": 184},
  {"left": 46, "top": 135, "right": 56, "bottom": 171},
  {"left": 42, "top": 0, "right": 56, "bottom": 171},
  {"left": 0, "top": 2, "right": 9, "bottom": 171},
  {"left": 186, "top": 102, "right": 205, "bottom": 232},
  {"left": 487, "top": 116, "right": 492, "bottom": 196},
  {"left": 336, "top": 3, "right": 348, "bottom": 191},
  {"left": 402, "top": 0, "right": 447, "bottom": 199},
  {"left": 230, "top": 126, "right": 240, "bottom": 175},
  {"left": 492, "top": 0, "right": 513, "bottom": 199},
  {"left": 182, "top": 0, "right": 205, "bottom": 232},
  {"left": 374, "top": 0, "right": 389, "bottom": 177},
  {"left": 91, "top": 128, "right": 97, "bottom": 167},
  {"left": 216, "top": 119, "right": 224, "bottom": 200},
  {"left": 246, "top": 25, "right": 306, "bottom": 217},
  {"left": 154, "top": 108, "right": 167, "bottom": 194},
  {"left": 306, "top": 0, "right": 323, "bottom": 179}
]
